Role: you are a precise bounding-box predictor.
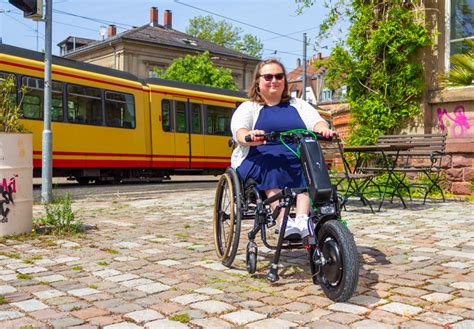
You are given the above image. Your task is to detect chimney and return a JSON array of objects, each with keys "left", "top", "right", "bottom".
[
  {"left": 317, "top": 52, "right": 322, "bottom": 60},
  {"left": 108, "top": 24, "right": 116, "bottom": 38},
  {"left": 296, "top": 58, "right": 301, "bottom": 67},
  {"left": 150, "top": 7, "right": 158, "bottom": 27},
  {"left": 164, "top": 10, "right": 172, "bottom": 29}
]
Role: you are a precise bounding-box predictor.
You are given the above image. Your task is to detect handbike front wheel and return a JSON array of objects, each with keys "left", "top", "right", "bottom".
[
  {"left": 213, "top": 170, "right": 242, "bottom": 267},
  {"left": 316, "top": 219, "right": 359, "bottom": 302}
]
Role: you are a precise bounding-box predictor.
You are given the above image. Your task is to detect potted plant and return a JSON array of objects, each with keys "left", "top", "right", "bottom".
[{"left": 0, "top": 73, "right": 33, "bottom": 236}]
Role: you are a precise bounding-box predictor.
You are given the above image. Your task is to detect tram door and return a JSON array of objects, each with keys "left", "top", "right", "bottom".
[{"left": 173, "top": 100, "right": 205, "bottom": 169}]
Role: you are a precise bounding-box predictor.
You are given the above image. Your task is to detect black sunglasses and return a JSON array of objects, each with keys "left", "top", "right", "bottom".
[{"left": 259, "top": 73, "right": 285, "bottom": 81}]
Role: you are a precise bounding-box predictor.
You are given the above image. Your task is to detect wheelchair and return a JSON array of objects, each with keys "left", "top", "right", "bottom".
[{"left": 213, "top": 130, "right": 359, "bottom": 302}]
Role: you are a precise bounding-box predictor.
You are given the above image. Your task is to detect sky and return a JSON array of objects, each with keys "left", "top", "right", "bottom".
[{"left": 0, "top": 0, "right": 337, "bottom": 73}]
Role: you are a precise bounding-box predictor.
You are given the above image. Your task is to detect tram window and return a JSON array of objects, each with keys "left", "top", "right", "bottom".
[
  {"left": 104, "top": 91, "right": 135, "bottom": 128},
  {"left": 191, "top": 103, "right": 202, "bottom": 134},
  {"left": 21, "top": 77, "right": 63, "bottom": 121},
  {"left": 175, "top": 101, "right": 187, "bottom": 133},
  {"left": 0, "top": 72, "right": 17, "bottom": 106},
  {"left": 67, "top": 84, "right": 102, "bottom": 125},
  {"left": 162, "top": 99, "right": 172, "bottom": 132},
  {"left": 206, "top": 105, "right": 232, "bottom": 135}
]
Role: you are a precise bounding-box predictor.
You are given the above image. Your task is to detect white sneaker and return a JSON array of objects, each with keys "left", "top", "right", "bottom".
[
  {"left": 283, "top": 218, "right": 300, "bottom": 240},
  {"left": 294, "top": 215, "right": 310, "bottom": 238}
]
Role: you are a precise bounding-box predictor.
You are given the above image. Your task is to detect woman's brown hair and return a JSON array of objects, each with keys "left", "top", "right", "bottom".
[{"left": 247, "top": 58, "right": 290, "bottom": 104}]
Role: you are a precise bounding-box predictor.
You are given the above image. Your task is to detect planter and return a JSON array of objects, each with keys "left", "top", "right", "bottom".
[{"left": 0, "top": 133, "right": 33, "bottom": 236}]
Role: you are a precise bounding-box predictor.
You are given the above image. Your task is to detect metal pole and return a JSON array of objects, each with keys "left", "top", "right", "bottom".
[
  {"left": 302, "top": 33, "right": 307, "bottom": 101},
  {"left": 41, "top": 0, "right": 52, "bottom": 203}
]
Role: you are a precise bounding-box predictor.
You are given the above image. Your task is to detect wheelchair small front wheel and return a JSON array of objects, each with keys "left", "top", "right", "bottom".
[
  {"left": 213, "top": 169, "right": 242, "bottom": 267},
  {"left": 246, "top": 242, "right": 258, "bottom": 274},
  {"left": 316, "top": 219, "right": 359, "bottom": 302}
]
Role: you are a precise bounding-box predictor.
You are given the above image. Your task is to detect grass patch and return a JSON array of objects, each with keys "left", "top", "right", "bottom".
[
  {"left": 16, "top": 273, "right": 33, "bottom": 280},
  {"left": 0, "top": 251, "right": 21, "bottom": 259},
  {"left": 0, "top": 296, "right": 8, "bottom": 304},
  {"left": 101, "top": 248, "right": 119, "bottom": 255},
  {"left": 23, "top": 256, "right": 43, "bottom": 264},
  {"left": 169, "top": 313, "right": 190, "bottom": 323},
  {"left": 174, "top": 232, "right": 189, "bottom": 239},
  {"left": 97, "top": 261, "right": 109, "bottom": 266},
  {"left": 71, "top": 265, "right": 82, "bottom": 271},
  {"left": 88, "top": 284, "right": 98, "bottom": 289}
]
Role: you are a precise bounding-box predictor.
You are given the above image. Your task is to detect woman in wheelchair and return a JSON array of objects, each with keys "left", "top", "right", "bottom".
[
  {"left": 214, "top": 58, "right": 359, "bottom": 302},
  {"left": 231, "top": 58, "right": 335, "bottom": 240}
]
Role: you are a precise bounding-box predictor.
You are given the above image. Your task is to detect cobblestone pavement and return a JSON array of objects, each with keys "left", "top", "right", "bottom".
[{"left": 0, "top": 189, "right": 473, "bottom": 329}]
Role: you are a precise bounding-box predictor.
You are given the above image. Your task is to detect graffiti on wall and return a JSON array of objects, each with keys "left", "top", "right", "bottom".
[
  {"left": 437, "top": 105, "right": 474, "bottom": 138},
  {"left": 0, "top": 175, "right": 17, "bottom": 223}
]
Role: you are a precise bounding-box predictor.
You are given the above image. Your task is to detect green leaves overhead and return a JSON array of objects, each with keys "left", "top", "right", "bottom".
[
  {"left": 154, "top": 51, "right": 238, "bottom": 91},
  {"left": 304, "top": 1, "right": 432, "bottom": 145},
  {"left": 186, "top": 15, "right": 263, "bottom": 58}
]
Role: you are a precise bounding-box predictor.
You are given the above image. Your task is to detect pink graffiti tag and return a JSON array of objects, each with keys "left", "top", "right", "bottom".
[
  {"left": 437, "top": 105, "right": 474, "bottom": 138},
  {"left": 1, "top": 175, "right": 17, "bottom": 193}
]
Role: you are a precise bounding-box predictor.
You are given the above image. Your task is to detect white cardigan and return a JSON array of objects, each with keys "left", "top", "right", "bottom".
[{"left": 230, "top": 98, "right": 326, "bottom": 169}]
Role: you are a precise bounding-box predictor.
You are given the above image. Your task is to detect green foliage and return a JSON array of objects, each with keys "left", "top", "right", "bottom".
[
  {"left": 186, "top": 15, "right": 263, "bottom": 58},
  {"left": 440, "top": 40, "right": 474, "bottom": 87},
  {"left": 303, "top": 1, "right": 432, "bottom": 145},
  {"left": 155, "top": 51, "right": 238, "bottom": 91},
  {"left": 169, "top": 313, "right": 190, "bottom": 323},
  {"left": 0, "top": 74, "right": 26, "bottom": 133},
  {"left": 34, "top": 193, "right": 82, "bottom": 235},
  {"left": 17, "top": 273, "right": 33, "bottom": 280}
]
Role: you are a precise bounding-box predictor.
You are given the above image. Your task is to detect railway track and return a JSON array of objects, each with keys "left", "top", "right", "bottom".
[{"left": 32, "top": 176, "right": 219, "bottom": 202}]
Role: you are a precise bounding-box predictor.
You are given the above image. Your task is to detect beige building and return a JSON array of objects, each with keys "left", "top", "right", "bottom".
[{"left": 57, "top": 7, "right": 259, "bottom": 91}]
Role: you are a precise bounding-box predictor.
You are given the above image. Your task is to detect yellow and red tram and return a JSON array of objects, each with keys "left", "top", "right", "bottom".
[{"left": 0, "top": 44, "right": 246, "bottom": 183}]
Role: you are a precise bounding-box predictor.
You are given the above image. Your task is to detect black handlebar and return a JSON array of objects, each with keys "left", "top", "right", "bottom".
[{"left": 244, "top": 131, "right": 334, "bottom": 143}]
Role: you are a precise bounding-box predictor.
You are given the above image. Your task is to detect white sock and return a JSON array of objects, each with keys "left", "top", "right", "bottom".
[{"left": 295, "top": 214, "right": 308, "bottom": 221}]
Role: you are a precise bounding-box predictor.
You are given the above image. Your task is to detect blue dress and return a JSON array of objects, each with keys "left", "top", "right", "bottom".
[{"left": 236, "top": 102, "right": 307, "bottom": 190}]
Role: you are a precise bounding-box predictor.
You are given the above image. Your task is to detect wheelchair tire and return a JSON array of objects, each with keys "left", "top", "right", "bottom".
[
  {"left": 316, "top": 219, "right": 359, "bottom": 302},
  {"left": 213, "top": 169, "right": 242, "bottom": 267},
  {"left": 246, "top": 243, "right": 258, "bottom": 274}
]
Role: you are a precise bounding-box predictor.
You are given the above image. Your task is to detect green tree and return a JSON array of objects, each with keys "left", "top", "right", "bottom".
[
  {"left": 297, "top": 1, "right": 432, "bottom": 145},
  {"left": 186, "top": 15, "right": 263, "bottom": 58},
  {"left": 154, "top": 51, "right": 238, "bottom": 90},
  {"left": 440, "top": 40, "right": 474, "bottom": 87},
  {"left": 0, "top": 74, "right": 26, "bottom": 133}
]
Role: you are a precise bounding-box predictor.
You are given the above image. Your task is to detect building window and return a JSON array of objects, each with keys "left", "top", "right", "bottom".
[
  {"left": 291, "top": 90, "right": 298, "bottom": 98},
  {"left": 448, "top": 1, "right": 474, "bottom": 65},
  {"left": 321, "top": 88, "right": 332, "bottom": 102}
]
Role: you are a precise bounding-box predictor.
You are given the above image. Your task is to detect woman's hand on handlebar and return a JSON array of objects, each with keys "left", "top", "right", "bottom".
[
  {"left": 239, "top": 129, "right": 266, "bottom": 146},
  {"left": 314, "top": 124, "right": 337, "bottom": 139}
]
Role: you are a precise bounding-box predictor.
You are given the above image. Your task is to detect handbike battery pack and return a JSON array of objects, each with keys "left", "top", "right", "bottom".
[{"left": 299, "top": 137, "right": 333, "bottom": 204}]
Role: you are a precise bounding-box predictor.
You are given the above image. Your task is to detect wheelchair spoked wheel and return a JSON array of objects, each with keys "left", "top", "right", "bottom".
[
  {"left": 213, "top": 169, "right": 242, "bottom": 267},
  {"left": 316, "top": 220, "right": 359, "bottom": 302}
]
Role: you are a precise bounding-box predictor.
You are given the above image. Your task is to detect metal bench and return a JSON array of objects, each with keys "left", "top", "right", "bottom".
[{"left": 375, "top": 133, "right": 447, "bottom": 204}]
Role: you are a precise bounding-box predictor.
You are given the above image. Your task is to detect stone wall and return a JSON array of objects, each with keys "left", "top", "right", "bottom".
[{"left": 429, "top": 86, "right": 474, "bottom": 195}]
